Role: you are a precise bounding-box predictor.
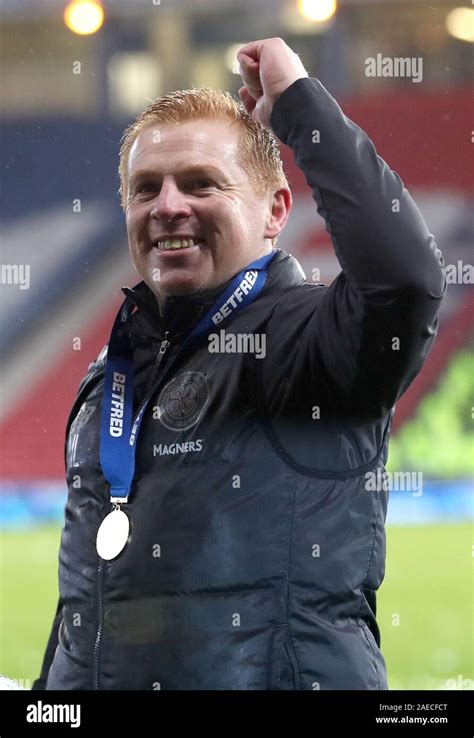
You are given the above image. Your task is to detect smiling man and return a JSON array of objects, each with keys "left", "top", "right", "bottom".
[
  {"left": 122, "top": 102, "right": 291, "bottom": 299},
  {"left": 34, "top": 38, "right": 445, "bottom": 691}
]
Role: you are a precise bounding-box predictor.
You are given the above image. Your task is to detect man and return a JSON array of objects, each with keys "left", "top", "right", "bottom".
[{"left": 33, "top": 38, "right": 445, "bottom": 690}]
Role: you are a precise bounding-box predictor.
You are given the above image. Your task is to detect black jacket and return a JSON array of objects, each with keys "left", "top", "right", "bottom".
[{"left": 33, "top": 77, "right": 445, "bottom": 690}]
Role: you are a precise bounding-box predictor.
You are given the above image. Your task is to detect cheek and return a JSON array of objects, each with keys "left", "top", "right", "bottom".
[
  {"left": 229, "top": 200, "right": 266, "bottom": 239},
  {"left": 230, "top": 199, "right": 241, "bottom": 215},
  {"left": 222, "top": 198, "right": 251, "bottom": 233},
  {"left": 199, "top": 198, "right": 243, "bottom": 235},
  {"left": 126, "top": 209, "right": 146, "bottom": 242},
  {"left": 125, "top": 210, "right": 136, "bottom": 235}
]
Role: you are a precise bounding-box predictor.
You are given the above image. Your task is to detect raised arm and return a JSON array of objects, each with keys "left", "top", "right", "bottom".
[{"left": 239, "top": 39, "right": 446, "bottom": 417}]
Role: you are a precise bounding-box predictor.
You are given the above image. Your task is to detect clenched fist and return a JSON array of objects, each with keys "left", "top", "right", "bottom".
[{"left": 237, "top": 38, "right": 308, "bottom": 130}]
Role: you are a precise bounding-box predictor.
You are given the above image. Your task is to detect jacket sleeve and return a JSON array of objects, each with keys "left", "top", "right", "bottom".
[
  {"left": 269, "top": 78, "right": 446, "bottom": 418},
  {"left": 32, "top": 344, "right": 109, "bottom": 690},
  {"left": 31, "top": 599, "right": 63, "bottom": 690}
]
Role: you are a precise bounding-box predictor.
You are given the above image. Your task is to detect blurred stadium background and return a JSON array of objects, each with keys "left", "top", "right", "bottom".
[{"left": 0, "top": 0, "right": 472, "bottom": 690}]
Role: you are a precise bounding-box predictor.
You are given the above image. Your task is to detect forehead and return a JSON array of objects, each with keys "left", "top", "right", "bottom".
[{"left": 128, "top": 117, "right": 242, "bottom": 177}]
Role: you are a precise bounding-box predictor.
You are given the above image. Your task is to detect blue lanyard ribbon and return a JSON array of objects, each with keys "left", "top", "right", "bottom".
[{"left": 99, "top": 250, "right": 276, "bottom": 503}]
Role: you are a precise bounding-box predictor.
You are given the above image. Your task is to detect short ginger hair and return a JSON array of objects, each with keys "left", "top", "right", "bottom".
[{"left": 118, "top": 87, "right": 289, "bottom": 210}]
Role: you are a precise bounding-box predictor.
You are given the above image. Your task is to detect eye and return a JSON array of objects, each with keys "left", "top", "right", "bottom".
[
  {"left": 189, "top": 179, "right": 215, "bottom": 189},
  {"left": 136, "top": 182, "right": 158, "bottom": 194}
]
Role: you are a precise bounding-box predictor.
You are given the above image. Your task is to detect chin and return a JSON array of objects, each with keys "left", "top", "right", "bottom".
[{"left": 150, "top": 274, "right": 203, "bottom": 298}]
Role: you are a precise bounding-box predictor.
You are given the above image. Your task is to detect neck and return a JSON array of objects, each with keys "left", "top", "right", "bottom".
[
  {"left": 154, "top": 247, "right": 275, "bottom": 315},
  {"left": 154, "top": 281, "right": 229, "bottom": 319}
]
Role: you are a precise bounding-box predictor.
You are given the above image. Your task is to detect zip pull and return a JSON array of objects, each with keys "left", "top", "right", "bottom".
[{"left": 155, "top": 332, "right": 170, "bottom": 369}]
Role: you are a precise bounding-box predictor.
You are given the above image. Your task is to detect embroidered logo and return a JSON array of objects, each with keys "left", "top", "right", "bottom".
[{"left": 155, "top": 372, "right": 208, "bottom": 431}]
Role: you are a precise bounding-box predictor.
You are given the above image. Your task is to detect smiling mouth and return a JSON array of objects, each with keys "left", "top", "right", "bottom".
[{"left": 154, "top": 238, "right": 204, "bottom": 252}]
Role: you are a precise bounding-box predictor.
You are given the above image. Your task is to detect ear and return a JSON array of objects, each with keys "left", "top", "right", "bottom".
[{"left": 264, "top": 187, "right": 292, "bottom": 240}]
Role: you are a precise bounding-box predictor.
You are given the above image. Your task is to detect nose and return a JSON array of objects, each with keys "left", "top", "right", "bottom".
[{"left": 149, "top": 177, "right": 192, "bottom": 222}]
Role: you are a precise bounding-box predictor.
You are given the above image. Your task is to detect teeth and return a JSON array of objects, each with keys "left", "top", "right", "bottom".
[{"left": 156, "top": 238, "right": 200, "bottom": 251}]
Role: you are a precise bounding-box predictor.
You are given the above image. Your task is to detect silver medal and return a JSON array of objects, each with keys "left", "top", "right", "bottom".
[{"left": 96, "top": 507, "right": 130, "bottom": 560}]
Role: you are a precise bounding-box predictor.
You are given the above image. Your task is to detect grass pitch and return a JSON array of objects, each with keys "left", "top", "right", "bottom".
[{"left": 0, "top": 522, "right": 472, "bottom": 690}]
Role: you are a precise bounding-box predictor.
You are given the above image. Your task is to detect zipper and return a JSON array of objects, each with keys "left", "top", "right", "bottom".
[
  {"left": 132, "top": 332, "right": 171, "bottom": 425},
  {"left": 92, "top": 561, "right": 104, "bottom": 689},
  {"left": 92, "top": 333, "right": 171, "bottom": 690}
]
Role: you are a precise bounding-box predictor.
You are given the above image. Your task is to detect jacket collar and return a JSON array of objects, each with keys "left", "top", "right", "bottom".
[{"left": 121, "top": 249, "right": 306, "bottom": 337}]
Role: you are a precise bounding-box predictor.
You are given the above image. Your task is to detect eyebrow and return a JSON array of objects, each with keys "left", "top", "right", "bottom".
[{"left": 129, "top": 164, "right": 228, "bottom": 187}]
